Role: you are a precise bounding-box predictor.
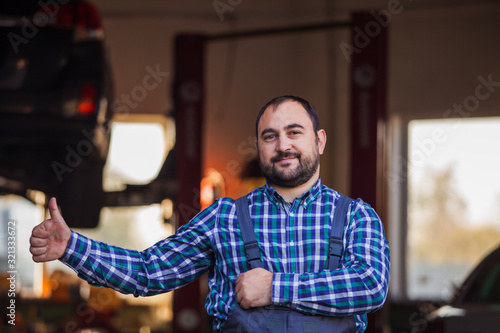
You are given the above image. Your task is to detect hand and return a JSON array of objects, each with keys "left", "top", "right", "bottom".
[
  {"left": 29, "top": 197, "right": 72, "bottom": 263},
  {"left": 235, "top": 268, "right": 273, "bottom": 309}
]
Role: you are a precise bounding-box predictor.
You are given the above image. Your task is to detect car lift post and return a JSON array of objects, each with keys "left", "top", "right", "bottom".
[
  {"left": 349, "top": 12, "right": 389, "bottom": 333},
  {"left": 172, "top": 34, "right": 207, "bottom": 333}
]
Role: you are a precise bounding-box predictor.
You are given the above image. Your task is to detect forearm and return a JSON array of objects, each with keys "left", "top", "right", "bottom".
[
  {"left": 60, "top": 231, "right": 212, "bottom": 297},
  {"left": 272, "top": 262, "right": 389, "bottom": 316},
  {"left": 272, "top": 200, "right": 390, "bottom": 316},
  {"left": 59, "top": 206, "right": 216, "bottom": 297},
  {"left": 60, "top": 231, "right": 151, "bottom": 296}
]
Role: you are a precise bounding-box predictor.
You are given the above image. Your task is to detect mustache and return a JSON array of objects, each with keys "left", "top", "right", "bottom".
[{"left": 270, "top": 151, "right": 301, "bottom": 163}]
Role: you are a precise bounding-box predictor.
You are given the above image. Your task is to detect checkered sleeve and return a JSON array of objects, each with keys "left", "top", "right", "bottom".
[
  {"left": 60, "top": 205, "right": 217, "bottom": 297},
  {"left": 271, "top": 199, "right": 390, "bottom": 316},
  {"left": 60, "top": 231, "right": 151, "bottom": 296}
]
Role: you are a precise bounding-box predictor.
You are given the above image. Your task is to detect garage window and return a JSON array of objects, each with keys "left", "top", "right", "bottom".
[{"left": 406, "top": 117, "right": 500, "bottom": 301}]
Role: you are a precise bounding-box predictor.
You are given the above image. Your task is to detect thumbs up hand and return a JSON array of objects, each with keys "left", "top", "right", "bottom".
[{"left": 30, "top": 197, "right": 72, "bottom": 263}]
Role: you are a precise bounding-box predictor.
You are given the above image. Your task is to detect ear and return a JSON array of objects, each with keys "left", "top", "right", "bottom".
[{"left": 317, "top": 129, "right": 327, "bottom": 155}]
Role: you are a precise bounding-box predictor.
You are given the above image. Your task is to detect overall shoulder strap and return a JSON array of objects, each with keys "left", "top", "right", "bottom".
[
  {"left": 235, "top": 196, "right": 263, "bottom": 269},
  {"left": 326, "top": 195, "right": 353, "bottom": 270}
]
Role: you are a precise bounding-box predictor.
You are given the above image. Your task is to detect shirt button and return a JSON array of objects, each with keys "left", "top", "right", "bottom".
[
  {"left": 290, "top": 241, "right": 295, "bottom": 246},
  {"left": 290, "top": 212, "right": 295, "bottom": 217}
]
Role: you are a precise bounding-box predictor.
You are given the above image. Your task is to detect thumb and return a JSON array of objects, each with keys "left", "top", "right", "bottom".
[{"left": 48, "top": 197, "right": 65, "bottom": 223}]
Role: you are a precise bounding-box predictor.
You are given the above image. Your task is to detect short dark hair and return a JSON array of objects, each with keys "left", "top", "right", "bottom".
[{"left": 255, "top": 95, "right": 320, "bottom": 138}]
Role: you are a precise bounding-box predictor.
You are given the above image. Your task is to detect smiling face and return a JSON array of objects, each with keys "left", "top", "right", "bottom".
[{"left": 256, "top": 100, "right": 326, "bottom": 189}]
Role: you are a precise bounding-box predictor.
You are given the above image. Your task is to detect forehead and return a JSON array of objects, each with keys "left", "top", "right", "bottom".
[{"left": 258, "top": 101, "right": 313, "bottom": 133}]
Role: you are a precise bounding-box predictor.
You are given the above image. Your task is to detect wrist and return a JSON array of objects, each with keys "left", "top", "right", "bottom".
[{"left": 271, "top": 272, "right": 299, "bottom": 305}]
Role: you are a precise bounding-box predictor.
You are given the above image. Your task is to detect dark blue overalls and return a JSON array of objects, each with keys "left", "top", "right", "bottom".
[{"left": 220, "top": 195, "right": 357, "bottom": 333}]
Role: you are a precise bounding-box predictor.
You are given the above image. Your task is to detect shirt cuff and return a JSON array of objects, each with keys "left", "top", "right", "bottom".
[
  {"left": 272, "top": 272, "right": 299, "bottom": 305},
  {"left": 59, "top": 230, "right": 92, "bottom": 272}
]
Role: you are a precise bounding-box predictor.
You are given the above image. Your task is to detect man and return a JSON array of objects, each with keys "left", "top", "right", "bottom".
[{"left": 30, "top": 95, "right": 390, "bottom": 332}]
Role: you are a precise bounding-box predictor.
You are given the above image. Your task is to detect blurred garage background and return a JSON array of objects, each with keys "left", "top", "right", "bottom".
[{"left": 1, "top": 0, "right": 500, "bottom": 332}]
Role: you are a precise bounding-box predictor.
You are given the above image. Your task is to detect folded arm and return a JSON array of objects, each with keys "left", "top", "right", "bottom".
[{"left": 272, "top": 199, "right": 390, "bottom": 316}]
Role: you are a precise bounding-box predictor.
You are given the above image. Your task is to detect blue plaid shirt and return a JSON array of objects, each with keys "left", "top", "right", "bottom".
[{"left": 61, "top": 179, "right": 390, "bottom": 332}]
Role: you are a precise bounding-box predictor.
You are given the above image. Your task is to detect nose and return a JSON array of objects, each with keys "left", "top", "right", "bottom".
[{"left": 276, "top": 136, "right": 292, "bottom": 152}]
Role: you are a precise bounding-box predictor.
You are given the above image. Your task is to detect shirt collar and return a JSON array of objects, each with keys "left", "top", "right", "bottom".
[{"left": 263, "top": 177, "right": 322, "bottom": 209}]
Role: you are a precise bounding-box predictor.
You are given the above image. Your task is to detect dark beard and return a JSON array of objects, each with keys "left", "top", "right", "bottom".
[{"left": 259, "top": 150, "right": 320, "bottom": 188}]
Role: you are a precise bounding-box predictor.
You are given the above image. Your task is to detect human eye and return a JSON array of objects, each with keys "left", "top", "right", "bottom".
[
  {"left": 263, "top": 134, "right": 276, "bottom": 141},
  {"left": 261, "top": 129, "right": 278, "bottom": 142},
  {"left": 285, "top": 124, "right": 305, "bottom": 138},
  {"left": 288, "top": 129, "right": 302, "bottom": 137}
]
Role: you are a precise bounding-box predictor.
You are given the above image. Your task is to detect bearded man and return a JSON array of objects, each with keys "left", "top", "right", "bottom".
[{"left": 30, "top": 95, "right": 390, "bottom": 332}]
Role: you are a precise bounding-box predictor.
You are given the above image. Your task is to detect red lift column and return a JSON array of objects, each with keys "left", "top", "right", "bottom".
[
  {"left": 349, "top": 12, "right": 388, "bottom": 333},
  {"left": 173, "top": 34, "right": 207, "bottom": 333}
]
